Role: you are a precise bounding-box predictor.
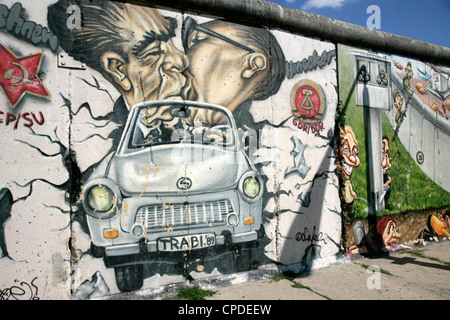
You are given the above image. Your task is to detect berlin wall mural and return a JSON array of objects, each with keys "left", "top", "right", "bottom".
[
  {"left": 337, "top": 44, "right": 450, "bottom": 255},
  {"left": 0, "top": 0, "right": 340, "bottom": 298},
  {"left": 0, "top": 0, "right": 448, "bottom": 300}
]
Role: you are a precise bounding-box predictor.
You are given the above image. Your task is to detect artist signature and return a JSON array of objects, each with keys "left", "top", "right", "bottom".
[
  {"left": 0, "top": 277, "right": 39, "bottom": 300},
  {"left": 295, "top": 226, "right": 327, "bottom": 244}
]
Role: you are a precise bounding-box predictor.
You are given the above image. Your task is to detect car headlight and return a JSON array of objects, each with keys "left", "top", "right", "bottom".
[
  {"left": 87, "top": 185, "right": 114, "bottom": 212},
  {"left": 239, "top": 171, "right": 263, "bottom": 202},
  {"left": 243, "top": 176, "right": 260, "bottom": 199},
  {"left": 82, "top": 178, "right": 121, "bottom": 219}
]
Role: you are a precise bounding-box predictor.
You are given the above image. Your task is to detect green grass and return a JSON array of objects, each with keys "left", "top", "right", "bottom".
[
  {"left": 269, "top": 272, "right": 295, "bottom": 283},
  {"left": 164, "top": 286, "right": 216, "bottom": 300}
]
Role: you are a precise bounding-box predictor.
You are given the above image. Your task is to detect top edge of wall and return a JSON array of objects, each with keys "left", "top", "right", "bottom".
[{"left": 115, "top": 0, "right": 450, "bottom": 66}]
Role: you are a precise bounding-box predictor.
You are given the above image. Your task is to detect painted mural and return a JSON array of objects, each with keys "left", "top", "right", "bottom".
[
  {"left": 0, "top": 0, "right": 340, "bottom": 298},
  {"left": 1, "top": 0, "right": 447, "bottom": 300},
  {"left": 337, "top": 44, "right": 450, "bottom": 256}
]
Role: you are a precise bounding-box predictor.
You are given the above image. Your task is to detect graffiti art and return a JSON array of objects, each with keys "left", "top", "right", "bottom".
[{"left": 0, "top": 0, "right": 448, "bottom": 300}]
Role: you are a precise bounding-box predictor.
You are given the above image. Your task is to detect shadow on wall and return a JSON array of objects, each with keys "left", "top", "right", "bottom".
[
  {"left": 0, "top": 188, "right": 13, "bottom": 259},
  {"left": 266, "top": 125, "right": 341, "bottom": 273}
]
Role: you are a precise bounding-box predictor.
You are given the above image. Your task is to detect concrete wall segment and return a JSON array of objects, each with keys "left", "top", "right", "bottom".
[{"left": 0, "top": 0, "right": 448, "bottom": 300}]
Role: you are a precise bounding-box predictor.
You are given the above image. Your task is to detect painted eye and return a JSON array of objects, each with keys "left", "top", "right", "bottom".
[
  {"left": 193, "top": 31, "right": 208, "bottom": 43},
  {"left": 388, "top": 224, "right": 395, "bottom": 234},
  {"left": 146, "top": 47, "right": 165, "bottom": 57},
  {"left": 143, "top": 41, "right": 166, "bottom": 58},
  {"left": 187, "top": 31, "right": 208, "bottom": 50},
  {"left": 341, "top": 147, "right": 350, "bottom": 155}
]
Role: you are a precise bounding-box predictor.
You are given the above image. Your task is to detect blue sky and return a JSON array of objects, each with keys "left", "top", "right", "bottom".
[{"left": 266, "top": 0, "right": 450, "bottom": 48}]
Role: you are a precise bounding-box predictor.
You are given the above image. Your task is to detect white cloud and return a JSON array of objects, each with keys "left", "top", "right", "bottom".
[{"left": 301, "top": 0, "right": 349, "bottom": 10}]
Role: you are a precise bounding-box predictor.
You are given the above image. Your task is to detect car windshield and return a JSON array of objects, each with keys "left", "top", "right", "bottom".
[{"left": 129, "top": 104, "right": 235, "bottom": 149}]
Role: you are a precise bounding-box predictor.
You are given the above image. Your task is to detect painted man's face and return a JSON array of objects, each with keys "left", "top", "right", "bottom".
[
  {"left": 405, "top": 64, "right": 413, "bottom": 79},
  {"left": 114, "top": 7, "right": 188, "bottom": 104},
  {"left": 393, "top": 93, "right": 404, "bottom": 111},
  {"left": 381, "top": 138, "right": 392, "bottom": 173},
  {"left": 381, "top": 220, "right": 401, "bottom": 248},
  {"left": 182, "top": 19, "right": 259, "bottom": 112},
  {"left": 338, "top": 130, "right": 360, "bottom": 180}
]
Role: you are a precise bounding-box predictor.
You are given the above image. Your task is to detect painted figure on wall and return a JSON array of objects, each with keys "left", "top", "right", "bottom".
[
  {"left": 427, "top": 211, "right": 450, "bottom": 238},
  {"left": 181, "top": 16, "right": 285, "bottom": 126},
  {"left": 337, "top": 125, "right": 360, "bottom": 218},
  {"left": 381, "top": 136, "right": 393, "bottom": 211},
  {"left": 402, "top": 62, "right": 413, "bottom": 93},
  {"left": 182, "top": 17, "right": 285, "bottom": 108},
  {"left": 377, "top": 216, "right": 401, "bottom": 249},
  {"left": 392, "top": 89, "right": 407, "bottom": 141},
  {"left": 351, "top": 216, "right": 402, "bottom": 254},
  {"left": 48, "top": 0, "right": 188, "bottom": 106}
]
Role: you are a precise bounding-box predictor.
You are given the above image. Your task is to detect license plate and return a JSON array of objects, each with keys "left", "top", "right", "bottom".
[{"left": 157, "top": 233, "right": 215, "bottom": 252}]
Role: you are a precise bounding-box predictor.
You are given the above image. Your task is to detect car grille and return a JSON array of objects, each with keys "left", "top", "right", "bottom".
[{"left": 135, "top": 199, "right": 233, "bottom": 230}]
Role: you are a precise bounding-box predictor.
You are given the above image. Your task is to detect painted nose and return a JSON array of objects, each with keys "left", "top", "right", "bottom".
[
  {"left": 349, "top": 154, "right": 358, "bottom": 165},
  {"left": 163, "top": 41, "right": 188, "bottom": 73}
]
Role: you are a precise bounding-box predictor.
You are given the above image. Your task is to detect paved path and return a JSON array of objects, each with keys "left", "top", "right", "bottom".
[
  {"left": 206, "top": 242, "right": 450, "bottom": 300},
  {"left": 105, "top": 241, "right": 450, "bottom": 301}
]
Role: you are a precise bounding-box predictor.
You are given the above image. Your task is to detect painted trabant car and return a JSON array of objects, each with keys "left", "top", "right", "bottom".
[{"left": 81, "top": 100, "right": 264, "bottom": 291}]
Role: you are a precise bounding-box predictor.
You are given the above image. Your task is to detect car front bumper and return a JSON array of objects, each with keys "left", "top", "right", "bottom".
[
  {"left": 87, "top": 189, "right": 263, "bottom": 259},
  {"left": 104, "top": 229, "right": 259, "bottom": 257}
]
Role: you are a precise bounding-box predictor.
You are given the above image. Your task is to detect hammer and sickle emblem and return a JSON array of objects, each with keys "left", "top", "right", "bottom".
[
  {"left": 300, "top": 88, "right": 315, "bottom": 116},
  {"left": 3, "top": 62, "right": 33, "bottom": 91}
]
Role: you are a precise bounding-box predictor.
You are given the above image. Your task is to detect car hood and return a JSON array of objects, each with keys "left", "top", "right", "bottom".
[{"left": 105, "top": 144, "right": 251, "bottom": 196}]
